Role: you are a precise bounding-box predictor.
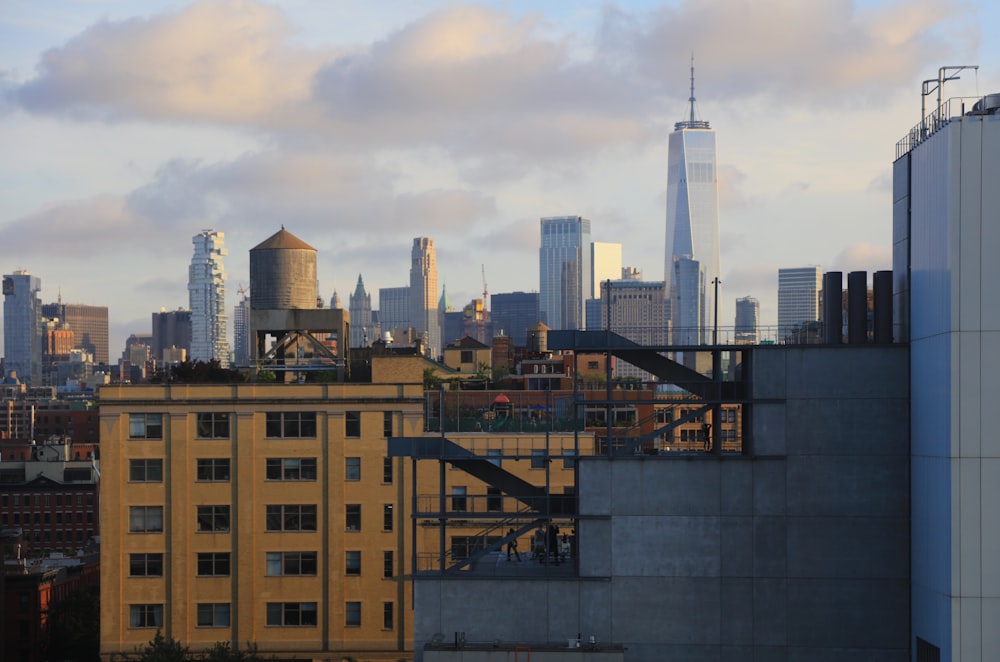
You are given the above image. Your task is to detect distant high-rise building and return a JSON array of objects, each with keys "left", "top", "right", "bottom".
[
  {"left": 329, "top": 290, "right": 342, "bottom": 310},
  {"left": 664, "top": 60, "right": 720, "bottom": 346},
  {"left": 540, "top": 216, "right": 591, "bottom": 330},
  {"left": 41, "top": 302, "right": 109, "bottom": 365},
  {"left": 591, "top": 242, "right": 623, "bottom": 299},
  {"left": 410, "top": 237, "right": 440, "bottom": 357},
  {"left": 188, "top": 230, "right": 229, "bottom": 366},
  {"left": 151, "top": 309, "right": 192, "bottom": 363},
  {"left": 599, "top": 279, "right": 667, "bottom": 381},
  {"left": 232, "top": 289, "right": 251, "bottom": 365},
  {"left": 734, "top": 296, "right": 760, "bottom": 344},
  {"left": 777, "top": 267, "right": 823, "bottom": 342},
  {"left": 348, "top": 274, "right": 375, "bottom": 348},
  {"left": 378, "top": 287, "right": 410, "bottom": 342},
  {"left": 3, "top": 271, "right": 42, "bottom": 384},
  {"left": 490, "top": 292, "right": 540, "bottom": 347}
]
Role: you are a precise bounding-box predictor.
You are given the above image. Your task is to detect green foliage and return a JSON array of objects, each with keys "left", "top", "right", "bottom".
[
  {"left": 150, "top": 360, "right": 244, "bottom": 384},
  {"left": 423, "top": 366, "right": 442, "bottom": 389},
  {"left": 119, "top": 634, "right": 275, "bottom": 661},
  {"left": 255, "top": 369, "right": 276, "bottom": 383},
  {"left": 44, "top": 585, "right": 100, "bottom": 662}
]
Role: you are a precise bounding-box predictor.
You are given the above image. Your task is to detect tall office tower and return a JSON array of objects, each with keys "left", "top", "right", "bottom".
[
  {"left": 409, "top": 237, "right": 440, "bottom": 358},
  {"left": 895, "top": 86, "right": 1000, "bottom": 659},
  {"left": 3, "top": 271, "right": 42, "bottom": 384},
  {"left": 664, "top": 60, "right": 720, "bottom": 345},
  {"left": 378, "top": 286, "right": 410, "bottom": 342},
  {"left": 232, "top": 290, "right": 251, "bottom": 365},
  {"left": 151, "top": 309, "right": 192, "bottom": 362},
  {"left": 329, "top": 290, "right": 342, "bottom": 310},
  {"left": 599, "top": 279, "right": 667, "bottom": 381},
  {"left": 348, "top": 274, "right": 375, "bottom": 348},
  {"left": 591, "top": 242, "right": 623, "bottom": 299},
  {"left": 777, "top": 267, "right": 822, "bottom": 342},
  {"left": 490, "top": 292, "right": 539, "bottom": 347},
  {"left": 41, "top": 302, "right": 110, "bottom": 365},
  {"left": 539, "top": 216, "right": 591, "bottom": 330},
  {"left": 188, "top": 230, "right": 230, "bottom": 366},
  {"left": 734, "top": 296, "right": 760, "bottom": 344}
]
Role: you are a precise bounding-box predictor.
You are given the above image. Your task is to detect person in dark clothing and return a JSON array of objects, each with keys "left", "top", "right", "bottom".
[
  {"left": 506, "top": 527, "right": 521, "bottom": 561},
  {"left": 548, "top": 523, "right": 560, "bottom": 565}
]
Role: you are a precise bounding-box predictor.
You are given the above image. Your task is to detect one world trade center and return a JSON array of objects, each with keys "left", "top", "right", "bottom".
[{"left": 664, "top": 60, "right": 720, "bottom": 349}]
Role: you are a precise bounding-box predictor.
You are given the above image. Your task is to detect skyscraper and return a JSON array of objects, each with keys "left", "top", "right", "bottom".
[
  {"left": 3, "top": 270, "right": 42, "bottom": 384},
  {"left": 40, "top": 302, "right": 109, "bottom": 365},
  {"left": 664, "top": 60, "right": 720, "bottom": 346},
  {"left": 777, "top": 266, "right": 822, "bottom": 342},
  {"left": 591, "top": 242, "right": 623, "bottom": 299},
  {"left": 599, "top": 279, "right": 667, "bottom": 381},
  {"left": 895, "top": 86, "right": 1000, "bottom": 659},
  {"left": 409, "top": 237, "right": 440, "bottom": 358},
  {"left": 232, "top": 289, "right": 250, "bottom": 365},
  {"left": 348, "top": 274, "right": 375, "bottom": 348},
  {"left": 151, "top": 309, "right": 192, "bottom": 363},
  {"left": 734, "top": 296, "right": 760, "bottom": 344},
  {"left": 188, "top": 230, "right": 229, "bottom": 366},
  {"left": 490, "top": 292, "right": 539, "bottom": 347},
  {"left": 378, "top": 287, "right": 410, "bottom": 342},
  {"left": 539, "top": 216, "right": 591, "bottom": 330}
]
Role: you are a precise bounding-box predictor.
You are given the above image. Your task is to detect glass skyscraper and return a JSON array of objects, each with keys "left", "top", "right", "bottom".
[
  {"left": 539, "top": 216, "right": 591, "bottom": 331},
  {"left": 664, "top": 63, "right": 720, "bottom": 346},
  {"left": 188, "top": 230, "right": 230, "bottom": 366},
  {"left": 3, "top": 270, "right": 42, "bottom": 384},
  {"left": 777, "top": 266, "right": 822, "bottom": 343}
]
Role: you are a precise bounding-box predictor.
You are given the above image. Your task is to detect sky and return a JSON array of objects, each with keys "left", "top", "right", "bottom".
[{"left": 1, "top": 0, "right": 997, "bottom": 358}]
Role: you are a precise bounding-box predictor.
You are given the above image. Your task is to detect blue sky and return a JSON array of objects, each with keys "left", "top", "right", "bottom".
[{"left": 1, "top": 0, "right": 997, "bottom": 355}]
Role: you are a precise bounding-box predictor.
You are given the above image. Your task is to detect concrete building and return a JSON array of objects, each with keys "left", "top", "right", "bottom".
[
  {"left": 664, "top": 61, "right": 720, "bottom": 346},
  {"left": 540, "top": 216, "right": 591, "bottom": 331},
  {"left": 41, "top": 302, "right": 110, "bottom": 366},
  {"left": 734, "top": 296, "right": 759, "bottom": 344},
  {"left": 151, "top": 309, "right": 191, "bottom": 364},
  {"left": 410, "top": 238, "right": 440, "bottom": 359},
  {"left": 379, "top": 287, "right": 411, "bottom": 343},
  {"left": 3, "top": 271, "right": 43, "bottom": 385},
  {"left": 597, "top": 280, "right": 667, "bottom": 382},
  {"left": 590, "top": 242, "right": 622, "bottom": 300},
  {"left": 188, "top": 230, "right": 230, "bottom": 366},
  {"left": 777, "top": 266, "right": 822, "bottom": 343},
  {"left": 894, "top": 87, "right": 1000, "bottom": 660}
]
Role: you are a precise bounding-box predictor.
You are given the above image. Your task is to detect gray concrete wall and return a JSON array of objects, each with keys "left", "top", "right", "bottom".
[{"left": 414, "top": 346, "right": 910, "bottom": 661}]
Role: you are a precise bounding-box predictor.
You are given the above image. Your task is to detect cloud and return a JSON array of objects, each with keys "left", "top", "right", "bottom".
[
  {"left": 0, "top": 195, "right": 137, "bottom": 255},
  {"left": 830, "top": 241, "right": 892, "bottom": 273}
]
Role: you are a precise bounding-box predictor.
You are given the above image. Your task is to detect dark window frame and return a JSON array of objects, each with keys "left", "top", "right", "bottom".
[
  {"left": 265, "top": 504, "right": 318, "bottom": 532},
  {"left": 266, "top": 602, "right": 317, "bottom": 627},
  {"left": 196, "top": 505, "right": 231, "bottom": 533},
  {"left": 129, "top": 413, "right": 163, "bottom": 440},
  {"left": 129, "top": 458, "right": 163, "bottom": 482},
  {"left": 264, "top": 411, "right": 317, "bottom": 439},
  {"left": 265, "top": 457, "right": 317, "bottom": 481},
  {"left": 196, "top": 412, "right": 230, "bottom": 439},
  {"left": 129, "top": 553, "right": 163, "bottom": 577},
  {"left": 196, "top": 458, "right": 231, "bottom": 482},
  {"left": 197, "top": 552, "right": 231, "bottom": 576}
]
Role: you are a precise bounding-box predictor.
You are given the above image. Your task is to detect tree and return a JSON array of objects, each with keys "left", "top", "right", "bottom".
[
  {"left": 423, "top": 366, "right": 442, "bottom": 389},
  {"left": 44, "top": 585, "right": 100, "bottom": 662}
]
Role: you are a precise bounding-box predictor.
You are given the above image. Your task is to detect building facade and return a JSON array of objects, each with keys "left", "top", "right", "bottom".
[
  {"left": 348, "top": 274, "right": 375, "bottom": 349},
  {"left": 40, "top": 303, "right": 110, "bottom": 366},
  {"left": 3, "top": 271, "right": 43, "bottom": 385},
  {"left": 188, "top": 230, "right": 230, "bottom": 366},
  {"left": 377, "top": 287, "right": 410, "bottom": 345},
  {"left": 590, "top": 242, "right": 623, "bottom": 300},
  {"left": 663, "top": 64, "right": 720, "bottom": 346},
  {"left": 99, "top": 380, "right": 425, "bottom": 660},
  {"left": 777, "top": 267, "right": 822, "bottom": 343},
  {"left": 232, "top": 291, "right": 250, "bottom": 366},
  {"left": 151, "top": 310, "right": 192, "bottom": 364},
  {"left": 895, "top": 90, "right": 1000, "bottom": 660},
  {"left": 598, "top": 280, "right": 667, "bottom": 382},
  {"left": 409, "top": 238, "right": 440, "bottom": 359},
  {"left": 490, "top": 292, "right": 539, "bottom": 347},
  {"left": 539, "top": 216, "right": 591, "bottom": 331}
]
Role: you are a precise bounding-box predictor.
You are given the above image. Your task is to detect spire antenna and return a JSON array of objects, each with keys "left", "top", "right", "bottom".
[
  {"left": 675, "top": 54, "right": 710, "bottom": 131},
  {"left": 689, "top": 53, "right": 696, "bottom": 124}
]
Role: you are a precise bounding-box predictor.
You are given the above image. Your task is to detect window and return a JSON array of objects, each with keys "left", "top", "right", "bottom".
[
  {"left": 129, "top": 553, "right": 163, "bottom": 577},
  {"left": 486, "top": 487, "right": 502, "bottom": 512},
  {"left": 197, "top": 552, "right": 230, "bottom": 576},
  {"left": 266, "top": 551, "right": 317, "bottom": 576},
  {"left": 345, "top": 411, "right": 361, "bottom": 438},
  {"left": 196, "top": 458, "right": 230, "bottom": 482},
  {"left": 383, "top": 411, "right": 393, "bottom": 438},
  {"left": 129, "top": 413, "right": 163, "bottom": 439},
  {"left": 345, "top": 550, "right": 361, "bottom": 575},
  {"left": 197, "top": 603, "right": 230, "bottom": 627},
  {"left": 383, "top": 551, "right": 394, "bottom": 578},
  {"left": 196, "top": 412, "right": 230, "bottom": 439},
  {"left": 451, "top": 487, "right": 467, "bottom": 512},
  {"left": 129, "top": 604, "right": 163, "bottom": 628},
  {"left": 265, "top": 412, "right": 317, "bottom": 439},
  {"left": 531, "top": 450, "right": 546, "bottom": 469},
  {"left": 266, "top": 458, "right": 317, "bottom": 481},
  {"left": 266, "top": 504, "right": 317, "bottom": 532},
  {"left": 345, "top": 504, "right": 361, "bottom": 531},
  {"left": 383, "top": 504, "right": 393, "bottom": 531},
  {"left": 129, "top": 459, "right": 163, "bottom": 482},
  {"left": 129, "top": 506, "right": 163, "bottom": 533},
  {"left": 383, "top": 602, "right": 394, "bottom": 630},
  {"left": 587, "top": 360, "right": 599, "bottom": 369},
  {"left": 266, "top": 602, "right": 317, "bottom": 627},
  {"left": 487, "top": 449, "right": 501, "bottom": 467},
  {"left": 382, "top": 457, "right": 393, "bottom": 484},
  {"left": 345, "top": 457, "right": 361, "bottom": 481},
  {"left": 460, "top": 350, "right": 473, "bottom": 363},
  {"left": 346, "top": 601, "right": 361, "bottom": 627},
  {"left": 196, "top": 505, "right": 230, "bottom": 532},
  {"left": 563, "top": 449, "right": 578, "bottom": 469}
]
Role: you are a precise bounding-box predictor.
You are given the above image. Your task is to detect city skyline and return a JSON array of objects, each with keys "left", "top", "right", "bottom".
[{"left": 1, "top": 1, "right": 998, "bottom": 355}]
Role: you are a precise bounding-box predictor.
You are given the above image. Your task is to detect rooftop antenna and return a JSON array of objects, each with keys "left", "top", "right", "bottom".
[
  {"left": 921, "top": 65, "right": 979, "bottom": 135},
  {"left": 689, "top": 53, "right": 696, "bottom": 124},
  {"left": 676, "top": 54, "right": 710, "bottom": 131}
]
